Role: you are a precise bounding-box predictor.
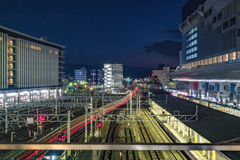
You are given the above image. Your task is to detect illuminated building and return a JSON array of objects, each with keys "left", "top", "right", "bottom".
[
  {"left": 171, "top": 0, "right": 240, "bottom": 107},
  {"left": 104, "top": 63, "right": 123, "bottom": 90},
  {"left": 74, "top": 68, "right": 87, "bottom": 82},
  {"left": 0, "top": 25, "right": 64, "bottom": 90},
  {"left": 90, "top": 69, "right": 104, "bottom": 85}
]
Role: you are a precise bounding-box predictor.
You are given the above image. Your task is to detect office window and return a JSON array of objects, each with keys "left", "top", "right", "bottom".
[
  {"left": 208, "top": 9, "right": 212, "bottom": 16},
  {"left": 229, "top": 52, "right": 236, "bottom": 60},
  {"left": 230, "top": 17, "right": 236, "bottom": 26},
  {"left": 204, "top": 59, "right": 208, "bottom": 65},
  {"left": 213, "top": 57, "right": 217, "bottom": 63},
  {"left": 237, "top": 51, "right": 240, "bottom": 59},
  {"left": 217, "top": 26, "right": 222, "bottom": 34},
  {"left": 237, "top": 28, "right": 240, "bottom": 37},
  {"left": 223, "top": 21, "right": 228, "bottom": 30},
  {"left": 223, "top": 54, "right": 228, "bottom": 62},
  {"left": 208, "top": 58, "right": 212, "bottom": 64},
  {"left": 8, "top": 79, "right": 13, "bottom": 84},
  {"left": 217, "top": 13, "right": 222, "bottom": 20},
  {"left": 212, "top": 16, "right": 216, "bottom": 23},
  {"left": 205, "top": 12, "right": 208, "bottom": 18},
  {"left": 218, "top": 55, "right": 222, "bottom": 63},
  {"left": 0, "top": 37, "right": 2, "bottom": 41}
]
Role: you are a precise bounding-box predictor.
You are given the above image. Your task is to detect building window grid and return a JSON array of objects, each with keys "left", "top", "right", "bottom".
[
  {"left": 186, "top": 53, "right": 197, "bottom": 60},
  {"left": 187, "top": 26, "right": 197, "bottom": 36},
  {"left": 187, "top": 39, "right": 197, "bottom": 48},
  {"left": 186, "top": 46, "right": 197, "bottom": 55},
  {"left": 183, "top": 51, "right": 240, "bottom": 69},
  {"left": 187, "top": 33, "right": 197, "bottom": 42}
]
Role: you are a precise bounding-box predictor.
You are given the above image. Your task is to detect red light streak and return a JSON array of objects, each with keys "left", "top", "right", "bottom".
[{"left": 26, "top": 88, "right": 138, "bottom": 160}]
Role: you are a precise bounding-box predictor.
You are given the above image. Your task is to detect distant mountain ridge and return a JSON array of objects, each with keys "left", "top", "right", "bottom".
[{"left": 64, "top": 64, "right": 154, "bottom": 79}]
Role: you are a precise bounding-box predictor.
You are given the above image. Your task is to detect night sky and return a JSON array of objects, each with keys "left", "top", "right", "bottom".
[{"left": 0, "top": 0, "right": 187, "bottom": 68}]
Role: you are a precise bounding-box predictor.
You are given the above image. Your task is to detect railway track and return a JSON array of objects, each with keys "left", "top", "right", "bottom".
[
  {"left": 140, "top": 109, "right": 187, "bottom": 160},
  {"left": 137, "top": 118, "right": 163, "bottom": 160},
  {"left": 101, "top": 106, "right": 122, "bottom": 160},
  {"left": 7, "top": 88, "right": 138, "bottom": 160},
  {"left": 125, "top": 127, "right": 137, "bottom": 160}
]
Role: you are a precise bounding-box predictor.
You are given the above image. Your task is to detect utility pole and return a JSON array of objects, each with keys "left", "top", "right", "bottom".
[
  {"left": 136, "top": 94, "right": 139, "bottom": 115},
  {"left": 139, "top": 95, "right": 141, "bottom": 115},
  {"left": 102, "top": 92, "right": 104, "bottom": 115},
  {"left": 95, "top": 99, "right": 97, "bottom": 133},
  {"left": 11, "top": 132, "right": 15, "bottom": 143},
  {"left": 5, "top": 108, "right": 8, "bottom": 134},
  {"left": 166, "top": 94, "right": 168, "bottom": 104},
  {"left": 130, "top": 91, "right": 132, "bottom": 118},
  {"left": 3, "top": 91, "right": 7, "bottom": 134},
  {"left": 90, "top": 97, "right": 93, "bottom": 136},
  {"left": 127, "top": 101, "right": 129, "bottom": 114},
  {"left": 17, "top": 110, "right": 19, "bottom": 127},
  {"left": 55, "top": 90, "right": 58, "bottom": 117},
  {"left": 67, "top": 110, "right": 71, "bottom": 156},
  {"left": 37, "top": 108, "right": 39, "bottom": 135},
  {"left": 85, "top": 105, "right": 88, "bottom": 143}
]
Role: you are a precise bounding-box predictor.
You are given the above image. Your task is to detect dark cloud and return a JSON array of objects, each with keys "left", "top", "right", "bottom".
[
  {"left": 144, "top": 40, "right": 181, "bottom": 57},
  {"left": 165, "top": 29, "right": 182, "bottom": 40}
]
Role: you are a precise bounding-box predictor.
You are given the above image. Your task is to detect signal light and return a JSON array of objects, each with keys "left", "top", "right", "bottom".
[
  {"left": 37, "top": 115, "right": 45, "bottom": 122},
  {"left": 97, "top": 122, "right": 102, "bottom": 129},
  {"left": 151, "top": 74, "right": 154, "bottom": 77}
]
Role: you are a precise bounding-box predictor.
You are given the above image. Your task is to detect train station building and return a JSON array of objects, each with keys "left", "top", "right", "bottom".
[{"left": 170, "top": 0, "right": 240, "bottom": 109}]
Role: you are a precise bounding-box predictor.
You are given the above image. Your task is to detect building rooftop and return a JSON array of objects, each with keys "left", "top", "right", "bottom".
[{"left": 0, "top": 25, "right": 64, "bottom": 49}]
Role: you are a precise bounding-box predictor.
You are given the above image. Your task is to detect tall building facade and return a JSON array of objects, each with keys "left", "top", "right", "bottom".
[
  {"left": 74, "top": 68, "right": 87, "bottom": 82},
  {"left": 171, "top": 0, "right": 240, "bottom": 107},
  {"left": 0, "top": 25, "right": 64, "bottom": 90},
  {"left": 90, "top": 69, "right": 104, "bottom": 85},
  {"left": 104, "top": 63, "right": 123, "bottom": 90}
]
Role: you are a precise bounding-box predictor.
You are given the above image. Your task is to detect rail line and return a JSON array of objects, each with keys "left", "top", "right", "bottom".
[{"left": 13, "top": 88, "right": 138, "bottom": 160}]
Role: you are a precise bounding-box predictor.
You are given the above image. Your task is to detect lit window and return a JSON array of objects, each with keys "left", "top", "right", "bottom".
[
  {"left": 8, "top": 39, "right": 13, "bottom": 46},
  {"left": 8, "top": 71, "right": 13, "bottom": 76},
  {"left": 232, "top": 52, "right": 236, "bottom": 60},
  {"left": 8, "top": 78, "right": 13, "bottom": 84},
  {"left": 204, "top": 59, "right": 208, "bottom": 65},
  {"left": 8, "top": 48, "right": 13, "bottom": 53},
  {"left": 8, "top": 63, "right": 13, "bottom": 69},
  {"left": 30, "top": 45, "right": 41, "bottom": 51},
  {"left": 8, "top": 56, "right": 13, "bottom": 61},
  {"left": 50, "top": 50, "right": 52, "bottom": 53},
  {"left": 223, "top": 54, "right": 228, "bottom": 61},
  {"left": 55, "top": 51, "right": 58, "bottom": 55},
  {"left": 218, "top": 55, "right": 222, "bottom": 63},
  {"left": 208, "top": 58, "right": 212, "bottom": 64},
  {"left": 213, "top": 57, "right": 217, "bottom": 63},
  {"left": 0, "top": 37, "right": 2, "bottom": 41}
]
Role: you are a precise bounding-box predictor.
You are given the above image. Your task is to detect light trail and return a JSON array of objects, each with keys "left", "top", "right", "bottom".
[{"left": 24, "top": 88, "right": 138, "bottom": 160}]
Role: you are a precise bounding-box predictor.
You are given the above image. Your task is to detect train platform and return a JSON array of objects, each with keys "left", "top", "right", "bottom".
[{"left": 150, "top": 90, "right": 240, "bottom": 159}]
